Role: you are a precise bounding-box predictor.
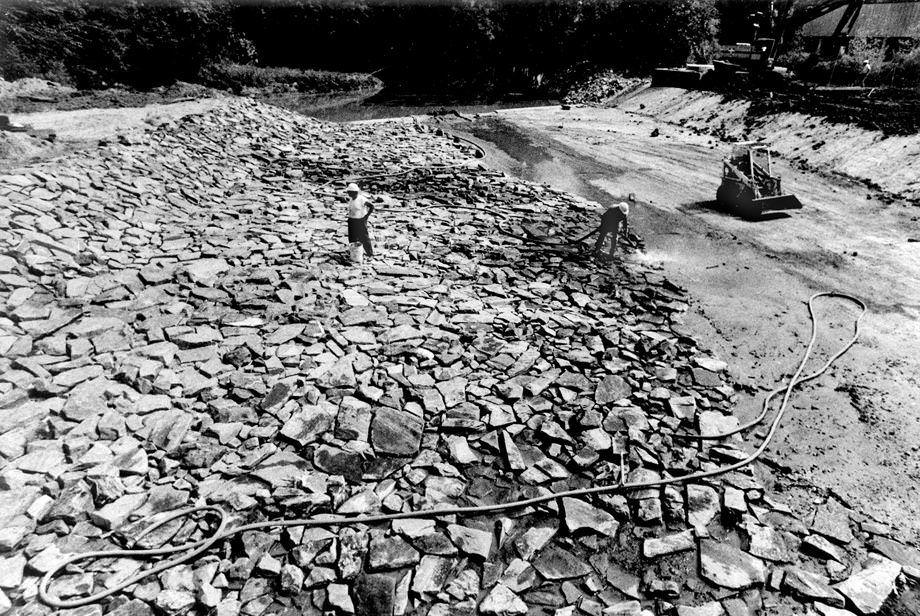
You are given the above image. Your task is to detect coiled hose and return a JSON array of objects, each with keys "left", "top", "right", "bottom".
[{"left": 40, "top": 292, "right": 866, "bottom": 608}]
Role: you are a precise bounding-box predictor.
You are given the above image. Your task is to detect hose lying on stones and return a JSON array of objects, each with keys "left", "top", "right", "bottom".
[
  {"left": 318, "top": 164, "right": 603, "bottom": 247},
  {"left": 39, "top": 292, "right": 866, "bottom": 608}
]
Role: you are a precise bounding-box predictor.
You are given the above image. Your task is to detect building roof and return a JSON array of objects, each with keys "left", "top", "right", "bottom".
[{"left": 801, "top": 1, "right": 920, "bottom": 37}]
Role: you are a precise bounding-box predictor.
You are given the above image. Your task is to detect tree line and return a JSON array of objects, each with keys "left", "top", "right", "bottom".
[{"left": 1, "top": 0, "right": 721, "bottom": 92}]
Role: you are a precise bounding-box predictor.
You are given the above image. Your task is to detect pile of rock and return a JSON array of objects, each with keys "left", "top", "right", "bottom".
[
  {"left": 563, "top": 71, "right": 647, "bottom": 107},
  {"left": 0, "top": 98, "right": 916, "bottom": 616}
]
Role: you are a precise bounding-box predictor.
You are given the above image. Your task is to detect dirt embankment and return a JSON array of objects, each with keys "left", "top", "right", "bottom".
[
  {"left": 0, "top": 79, "right": 221, "bottom": 114},
  {"left": 0, "top": 68, "right": 382, "bottom": 115},
  {"left": 615, "top": 87, "right": 920, "bottom": 202},
  {"left": 0, "top": 98, "right": 230, "bottom": 172},
  {"left": 0, "top": 74, "right": 387, "bottom": 168}
]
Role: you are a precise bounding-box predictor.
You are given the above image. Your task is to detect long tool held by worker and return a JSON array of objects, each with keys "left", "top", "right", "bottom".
[{"left": 39, "top": 293, "right": 866, "bottom": 609}]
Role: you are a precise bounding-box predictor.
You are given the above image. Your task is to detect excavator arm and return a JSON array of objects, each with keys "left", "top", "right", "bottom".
[
  {"left": 714, "top": 0, "right": 863, "bottom": 70},
  {"left": 774, "top": 0, "right": 864, "bottom": 51}
]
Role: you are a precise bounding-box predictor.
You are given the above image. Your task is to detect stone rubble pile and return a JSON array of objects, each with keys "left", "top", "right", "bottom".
[
  {"left": 0, "top": 98, "right": 916, "bottom": 616},
  {"left": 562, "top": 72, "right": 647, "bottom": 107}
]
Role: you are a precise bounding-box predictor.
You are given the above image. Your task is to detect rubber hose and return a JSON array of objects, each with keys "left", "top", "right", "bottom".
[
  {"left": 316, "top": 164, "right": 599, "bottom": 247},
  {"left": 311, "top": 133, "right": 596, "bottom": 247},
  {"left": 675, "top": 294, "right": 866, "bottom": 441},
  {"left": 39, "top": 292, "right": 865, "bottom": 608}
]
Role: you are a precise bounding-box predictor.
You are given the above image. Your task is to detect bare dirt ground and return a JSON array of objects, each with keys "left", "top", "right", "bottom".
[
  {"left": 0, "top": 98, "right": 227, "bottom": 171},
  {"left": 616, "top": 86, "right": 920, "bottom": 200},
  {"left": 16, "top": 98, "right": 227, "bottom": 142},
  {"left": 443, "top": 99, "right": 920, "bottom": 541}
]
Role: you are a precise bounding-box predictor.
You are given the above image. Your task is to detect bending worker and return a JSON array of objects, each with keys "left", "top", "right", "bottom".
[
  {"left": 345, "top": 182, "right": 374, "bottom": 260},
  {"left": 594, "top": 201, "right": 629, "bottom": 258}
]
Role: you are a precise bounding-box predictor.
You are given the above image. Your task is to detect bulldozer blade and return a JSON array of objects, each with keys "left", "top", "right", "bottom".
[{"left": 754, "top": 194, "right": 802, "bottom": 213}]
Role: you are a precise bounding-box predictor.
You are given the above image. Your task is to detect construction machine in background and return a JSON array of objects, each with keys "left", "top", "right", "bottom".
[
  {"left": 654, "top": 0, "right": 865, "bottom": 85},
  {"left": 716, "top": 143, "right": 802, "bottom": 220},
  {"left": 714, "top": 0, "right": 863, "bottom": 75}
]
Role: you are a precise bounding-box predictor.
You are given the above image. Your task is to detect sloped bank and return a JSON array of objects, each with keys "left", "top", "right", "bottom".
[
  {"left": 615, "top": 87, "right": 920, "bottom": 202},
  {"left": 0, "top": 99, "right": 916, "bottom": 616}
]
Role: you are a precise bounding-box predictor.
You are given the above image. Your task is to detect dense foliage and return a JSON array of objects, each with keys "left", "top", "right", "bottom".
[
  {"left": 197, "top": 63, "right": 381, "bottom": 94},
  {"left": 1, "top": 0, "right": 719, "bottom": 92},
  {"left": 777, "top": 37, "right": 920, "bottom": 88},
  {"left": 0, "top": 0, "right": 242, "bottom": 87}
]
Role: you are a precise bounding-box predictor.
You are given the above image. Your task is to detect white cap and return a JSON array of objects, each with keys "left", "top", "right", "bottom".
[
  {"left": 346, "top": 182, "right": 360, "bottom": 193},
  {"left": 617, "top": 202, "right": 630, "bottom": 215}
]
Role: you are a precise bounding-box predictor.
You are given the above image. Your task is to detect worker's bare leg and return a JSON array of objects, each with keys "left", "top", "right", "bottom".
[
  {"left": 608, "top": 223, "right": 621, "bottom": 258},
  {"left": 593, "top": 230, "right": 608, "bottom": 255}
]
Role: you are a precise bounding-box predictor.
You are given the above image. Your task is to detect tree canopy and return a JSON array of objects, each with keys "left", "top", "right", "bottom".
[{"left": 1, "top": 0, "right": 720, "bottom": 90}]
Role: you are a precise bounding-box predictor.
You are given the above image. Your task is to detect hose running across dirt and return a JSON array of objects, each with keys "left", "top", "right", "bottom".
[{"left": 39, "top": 292, "right": 865, "bottom": 608}]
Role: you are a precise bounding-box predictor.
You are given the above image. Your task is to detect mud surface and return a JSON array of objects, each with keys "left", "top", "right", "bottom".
[
  {"left": 0, "top": 82, "right": 220, "bottom": 114},
  {"left": 445, "top": 102, "right": 920, "bottom": 541}
]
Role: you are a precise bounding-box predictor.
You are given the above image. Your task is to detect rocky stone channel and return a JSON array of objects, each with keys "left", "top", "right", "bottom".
[{"left": 0, "top": 99, "right": 917, "bottom": 616}]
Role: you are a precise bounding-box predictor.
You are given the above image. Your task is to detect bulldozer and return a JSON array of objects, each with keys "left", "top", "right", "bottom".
[{"left": 716, "top": 142, "right": 802, "bottom": 220}]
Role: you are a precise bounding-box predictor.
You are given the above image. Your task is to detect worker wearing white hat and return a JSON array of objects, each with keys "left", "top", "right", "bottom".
[
  {"left": 345, "top": 182, "right": 374, "bottom": 260},
  {"left": 593, "top": 201, "right": 629, "bottom": 258}
]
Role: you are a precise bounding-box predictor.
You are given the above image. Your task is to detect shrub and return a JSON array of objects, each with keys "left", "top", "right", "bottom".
[
  {"left": 889, "top": 46, "right": 920, "bottom": 86},
  {"left": 197, "top": 63, "right": 381, "bottom": 94},
  {"left": 0, "top": 0, "right": 241, "bottom": 88},
  {"left": 1, "top": 0, "right": 724, "bottom": 92}
]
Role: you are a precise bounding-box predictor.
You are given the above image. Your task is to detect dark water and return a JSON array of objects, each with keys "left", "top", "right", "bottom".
[
  {"left": 467, "top": 115, "right": 633, "bottom": 210},
  {"left": 269, "top": 87, "right": 555, "bottom": 122}
]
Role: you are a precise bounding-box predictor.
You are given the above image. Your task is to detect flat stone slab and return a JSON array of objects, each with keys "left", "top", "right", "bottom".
[
  {"left": 533, "top": 546, "right": 592, "bottom": 580},
  {"left": 871, "top": 537, "right": 920, "bottom": 579},
  {"left": 676, "top": 601, "right": 725, "bottom": 616},
  {"left": 835, "top": 555, "right": 901, "bottom": 614},
  {"left": 371, "top": 408, "right": 422, "bottom": 456},
  {"left": 446, "top": 524, "right": 493, "bottom": 560},
  {"left": 280, "top": 403, "right": 337, "bottom": 446},
  {"left": 699, "top": 538, "right": 766, "bottom": 589},
  {"left": 643, "top": 530, "right": 694, "bottom": 559},
  {"left": 747, "top": 524, "right": 793, "bottom": 563},
  {"left": 479, "top": 583, "right": 528, "bottom": 615},
  {"left": 811, "top": 501, "right": 855, "bottom": 545},
  {"left": 783, "top": 567, "right": 845, "bottom": 607},
  {"left": 562, "top": 497, "right": 618, "bottom": 537},
  {"left": 595, "top": 375, "right": 631, "bottom": 404}
]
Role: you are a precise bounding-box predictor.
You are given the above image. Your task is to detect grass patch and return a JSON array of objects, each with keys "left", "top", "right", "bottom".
[{"left": 198, "top": 63, "right": 381, "bottom": 95}]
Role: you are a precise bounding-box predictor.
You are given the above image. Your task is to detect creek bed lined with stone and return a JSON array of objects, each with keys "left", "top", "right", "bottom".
[{"left": 0, "top": 99, "right": 916, "bottom": 616}]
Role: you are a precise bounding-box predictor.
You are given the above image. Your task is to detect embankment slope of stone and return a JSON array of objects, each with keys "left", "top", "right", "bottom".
[{"left": 0, "top": 98, "right": 915, "bottom": 616}]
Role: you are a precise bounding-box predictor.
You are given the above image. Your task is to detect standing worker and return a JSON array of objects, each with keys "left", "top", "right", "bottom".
[
  {"left": 345, "top": 182, "right": 374, "bottom": 262},
  {"left": 594, "top": 201, "right": 629, "bottom": 259},
  {"left": 861, "top": 59, "right": 872, "bottom": 86}
]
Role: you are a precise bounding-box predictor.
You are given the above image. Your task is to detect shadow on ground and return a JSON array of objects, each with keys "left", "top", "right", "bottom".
[{"left": 677, "top": 200, "right": 793, "bottom": 222}]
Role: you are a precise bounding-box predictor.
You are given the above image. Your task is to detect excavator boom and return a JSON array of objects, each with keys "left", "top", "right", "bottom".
[{"left": 774, "top": 0, "right": 864, "bottom": 52}]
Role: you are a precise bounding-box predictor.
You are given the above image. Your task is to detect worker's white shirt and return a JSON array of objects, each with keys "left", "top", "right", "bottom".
[
  {"left": 348, "top": 195, "right": 369, "bottom": 219},
  {"left": 600, "top": 204, "right": 628, "bottom": 218}
]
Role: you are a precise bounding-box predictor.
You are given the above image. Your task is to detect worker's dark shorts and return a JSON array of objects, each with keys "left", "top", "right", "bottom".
[
  {"left": 348, "top": 217, "right": 370, "bottom": 243},
  {"left": 599, "top": 220, "right": 621, "bottom": 235}
]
